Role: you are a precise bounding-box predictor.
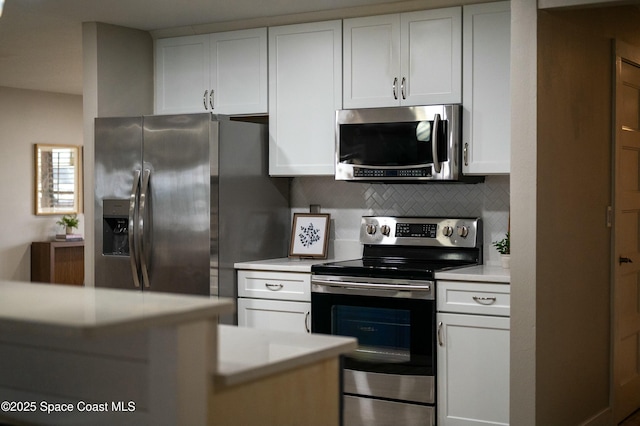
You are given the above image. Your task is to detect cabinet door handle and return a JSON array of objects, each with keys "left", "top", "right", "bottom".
[
  {"left": 392, "top": 77, "right": 398, "bottom": 100},
  {"left": 401, "top": 77, "right": 406, "bottom": 99},
  {"left": 472, "top": 296, "right": 497, "bottom": 305},
  {"left": 619, "top": 256, "right": 633, "bottom": 265},
  {"left": 464, "top": 143, "right": 469, "bottom": 166},
  {"left": 209, "top": 89, "right": 214, "bottom": 110},
  {"left": 265, "top": 282, "right": 283, "bottom": 291},
  {"left": 203, "top": 90, "right": 209, "bottom": 110},
  {"left": 437, "top": 321, "right": 444, "bottom": 346},
  {"left": 305, "top": 311, "right": 310, "bottom": 333}
]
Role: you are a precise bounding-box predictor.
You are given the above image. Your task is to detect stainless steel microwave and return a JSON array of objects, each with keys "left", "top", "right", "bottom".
[{"left": 335, "top": 105, "right": 482, "bottom": 183}]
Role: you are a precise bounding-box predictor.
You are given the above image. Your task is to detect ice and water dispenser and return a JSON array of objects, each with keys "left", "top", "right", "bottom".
[{"left": 103, "top": 199, "right": 130, "bottom": 256}]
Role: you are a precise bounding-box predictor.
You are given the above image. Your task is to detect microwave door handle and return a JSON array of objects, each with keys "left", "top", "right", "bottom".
[{"left": 432, "top": 113, "right": 441, "bottom": 173}]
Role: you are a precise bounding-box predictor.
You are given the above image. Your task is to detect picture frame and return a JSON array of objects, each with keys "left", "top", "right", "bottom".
[{"left": 289, "top": 213, "right": 330, "bottom": 258}]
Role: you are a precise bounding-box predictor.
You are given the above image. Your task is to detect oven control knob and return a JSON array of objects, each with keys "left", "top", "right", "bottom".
[
  {"left": 366, "top": 224, "right": 377, "bottom": 235},
  {"left": 380, "top": 225, "right": 391, "bottom": 236},
  {"left": 442, "top": 226, "right": 454, "bottom": 237},
  {"left": 457, "top": 226, "right": 469, "bottom": 238}
]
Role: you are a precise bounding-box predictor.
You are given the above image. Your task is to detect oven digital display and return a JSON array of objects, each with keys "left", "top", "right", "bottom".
[{"left": 395, "top": 223, "right": 437, "bottom": 238}]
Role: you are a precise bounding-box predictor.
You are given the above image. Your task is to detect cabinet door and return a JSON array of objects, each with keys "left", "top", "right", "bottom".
[
  {"left": 437, "top": 313, "right": 510, "bottom": 426},
  {"left": 237, "top": 298, "right": 311, "bottom": 334},
  {"left": 155, "top": 35, "right": 210, "bottom": 114},
  {"left": 400, "top": 8, "right": 462, "bottom": 106},
  {"left": 343, "top": 14, "right": 401, "bottom": 108},
  {"left": 268, "top": 20, "right": 342, "bottom": 176},
  {"left": 209, "top": 28, "right": 268, "bottom": 115},
  {"left": 462, "top": 1, "right": 511, "bottom": 175}
]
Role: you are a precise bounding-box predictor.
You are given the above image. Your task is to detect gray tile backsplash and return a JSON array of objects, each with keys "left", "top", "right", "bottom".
[{"left": 290, "top": 175, "right": 510, "bottom": 265}]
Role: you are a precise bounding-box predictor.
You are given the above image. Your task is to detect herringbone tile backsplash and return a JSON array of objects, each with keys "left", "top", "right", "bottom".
[{"left": 291, "top": 175, "right": 510, "bottom": 265}]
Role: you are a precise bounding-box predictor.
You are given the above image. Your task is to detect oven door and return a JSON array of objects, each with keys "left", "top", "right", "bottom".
[{"left": 311, "top": 276, "right": 436, "bottom": 405}]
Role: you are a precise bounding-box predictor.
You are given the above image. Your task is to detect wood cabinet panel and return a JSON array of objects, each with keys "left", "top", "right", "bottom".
[{"left": 31, "top": 241, "right": 84, "bottom": 286}]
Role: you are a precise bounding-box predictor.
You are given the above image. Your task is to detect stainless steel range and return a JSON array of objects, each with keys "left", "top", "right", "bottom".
[{"left": 311, "top": 216, "right": 482, "bottom": 426}]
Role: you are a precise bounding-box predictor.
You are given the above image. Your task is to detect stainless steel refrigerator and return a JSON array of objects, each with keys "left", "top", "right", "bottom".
[{"left": 94, "top": 113, "right": 290, "bottom": 304}]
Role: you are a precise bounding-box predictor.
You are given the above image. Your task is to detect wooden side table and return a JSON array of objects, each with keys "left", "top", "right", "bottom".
[{"left": 31, "top": 241, "right": 85, "bottom": 286}]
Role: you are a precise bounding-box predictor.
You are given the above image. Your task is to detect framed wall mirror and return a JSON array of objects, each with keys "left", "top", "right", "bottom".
[{"left": 34, "top": 144, "right": 82, "bottom": 215}]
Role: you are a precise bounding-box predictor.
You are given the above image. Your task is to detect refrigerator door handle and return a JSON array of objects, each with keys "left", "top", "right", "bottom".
[
  {"left": 139, "top": 168, "right": 152, "bottom": 288},
  {"left": 129, "top": 170, "right": 142, "bottom": 288}
]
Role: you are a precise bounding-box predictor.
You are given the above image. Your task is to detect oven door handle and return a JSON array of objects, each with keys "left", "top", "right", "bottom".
[{"left": 312, "top": 278, "right": 432, "bottom": 292}]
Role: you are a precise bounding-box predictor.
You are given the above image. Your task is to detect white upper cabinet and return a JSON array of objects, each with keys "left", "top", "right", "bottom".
[
  {"left": 155, "top": 28, "right": 268, "bottom": 115},
  {"left": 462, "top": 1, "right": 511, "bottom": 175},
  {"left": 155, "top": 35, "right": 210, "bottom": 114},
  {"left": 343, "top": 8, "right": 462, "bottom": 109},
  {"left": 268, "top": 20, "right": 342, "bottom": 176}
]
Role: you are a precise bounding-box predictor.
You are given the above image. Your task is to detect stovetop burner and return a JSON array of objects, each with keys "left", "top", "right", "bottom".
[{"left": 311, "top": 216, "right": 483, "bottom": 280}]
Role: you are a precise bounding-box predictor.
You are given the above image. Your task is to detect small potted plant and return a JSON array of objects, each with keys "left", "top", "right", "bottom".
[
  {"left": 57, "top": 214, "right": 79, "bottom": 235},
  {"left": 492, "top": 232, "right": 510, "bottom": 269}
]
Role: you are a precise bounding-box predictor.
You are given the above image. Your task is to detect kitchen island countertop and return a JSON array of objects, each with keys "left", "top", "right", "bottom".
[
  {"left": 216, "top": 325, "right": 356, "bottom": 388},
  {"left": 0, "top": 281, "right": 355, "bottom": 426},
  {"left": 0, "top": 280, "right": 235, "bottom": 337}
]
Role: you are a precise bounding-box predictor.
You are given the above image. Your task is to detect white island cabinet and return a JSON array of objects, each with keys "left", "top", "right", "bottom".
[
  {"left": 0, "top": 281, "right": 356, "bottom": 426},
  {"left": 435, "top": 266, "right": 510, "bottom": 426},
  {"left": 155, "top": 28, "right": 268, "bottom": 115},
  {"left": 268, "top": 20, "right": 342, "bottom": 176},
  {"left": 343, "top": 8, "right": 462, "bottom": 108}
]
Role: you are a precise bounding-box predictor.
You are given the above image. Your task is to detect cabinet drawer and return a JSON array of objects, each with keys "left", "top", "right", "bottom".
[
  {"left": 437, "top": 281, "right": 510, "bottom": 316},
  {"left": 237, "top": 270, "right": 311, "bottom": 301}
]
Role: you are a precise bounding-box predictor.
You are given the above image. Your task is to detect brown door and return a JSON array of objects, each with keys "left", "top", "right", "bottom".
[{"left": 613, "top": 40, "right": 640, "bottom": 424}]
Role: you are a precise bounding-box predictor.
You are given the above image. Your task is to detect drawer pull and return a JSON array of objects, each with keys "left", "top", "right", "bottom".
[
  {"left": 265, "top": 283, "right": 284, "bottom": 291},
  {"left": 472, "top": 296, "right": 497, "bottom": 305}
]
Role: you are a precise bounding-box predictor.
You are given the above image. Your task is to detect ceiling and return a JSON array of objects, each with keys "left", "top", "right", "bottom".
[{"left": 0, "top": 0, "right": 410, "bottom": 96}]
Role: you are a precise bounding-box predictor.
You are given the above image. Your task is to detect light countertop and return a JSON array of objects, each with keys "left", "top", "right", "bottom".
[
  {"left": 435, "top": 264, "right": 510, "bottom": 283},
  {"left": 238, "top": 258, "right": 511, "bottom": 283},
  {"left": 0, "top": 281, "right": 235, "bottom": 337},
  {"left": 234, "top": 257, "right": 343, "bottom": 273},
  {"left": 216, "top": 325, "right": 357, "bottom": 388}
]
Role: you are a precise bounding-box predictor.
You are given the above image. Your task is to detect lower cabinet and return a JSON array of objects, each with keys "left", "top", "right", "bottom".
[
  {"left": 237, "top": 269, "right": 311, "bottom": 333},
  {"left": 237, "top": 298, "right": 310, "bottom": 334},
  {"left": 437, "top": 280, "right": 510, "bottom": 426}
]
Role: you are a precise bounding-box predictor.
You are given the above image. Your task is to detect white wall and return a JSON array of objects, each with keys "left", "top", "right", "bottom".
[
  {"left": 0, "top": 87, "right": 83, "bottom": 281},
  {"left": 509, "top": 0, "right": 537, "bottom": 424}
]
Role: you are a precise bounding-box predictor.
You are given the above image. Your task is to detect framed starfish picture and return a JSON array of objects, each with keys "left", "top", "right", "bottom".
[{"left": 289, "top": 213, "right": 330, "bottom": 258}]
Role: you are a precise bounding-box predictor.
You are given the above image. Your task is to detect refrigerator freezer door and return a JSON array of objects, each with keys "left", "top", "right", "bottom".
[
  {"left": 95, "top": 117, "right": 143, "bottom": 289},
  {"left": 141, "top": 114, "right": 211, "bottom": 295}
]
